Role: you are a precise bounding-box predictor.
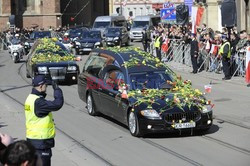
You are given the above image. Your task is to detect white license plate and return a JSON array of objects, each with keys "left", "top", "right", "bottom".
[
  {"left": 174, "top": 122, "right": 196, "bottom": 129},
  {"left": 52, "top": 76, "right": 65, "bottom": 80},
  {"left": 83, "top": 48, "right": 92, "bottom": 51}
]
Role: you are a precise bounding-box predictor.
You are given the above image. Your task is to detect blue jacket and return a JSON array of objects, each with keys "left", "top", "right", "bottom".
[{"left": 27, "top": 87, "right": 64, "bottom": 149}]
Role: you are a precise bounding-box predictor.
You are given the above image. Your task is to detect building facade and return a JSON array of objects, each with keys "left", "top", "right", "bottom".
[{"left": 0, "top": 0, "right": 109, "bottom": 31}]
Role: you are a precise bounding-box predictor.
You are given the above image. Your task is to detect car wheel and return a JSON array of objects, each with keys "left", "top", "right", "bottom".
[
  {"left": 128, "top": 111, "right": 142, "bottom": 137},
  {"left": 87, "top": 94, "right": 97, "bottom": 116},
  {"left": 26, "top": 71, "right": 31, "bottom": 78},
  {"left": 125, "top": 39, "right": 130, "bottom": 46},
  {"left": 72, "top": 49, "right": 77, "bottom": 55}
]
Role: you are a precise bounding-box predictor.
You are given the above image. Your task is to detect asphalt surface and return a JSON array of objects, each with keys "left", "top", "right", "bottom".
[{"left": 0, "top": 43, "right": 250, "bottom": 166}]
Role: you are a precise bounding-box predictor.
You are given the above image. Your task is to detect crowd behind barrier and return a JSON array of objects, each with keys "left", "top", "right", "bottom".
[
  {"left": 1, "top": 24, "right": 250, "bottom": 80},
  {"left": 143, "top": 23, "right": 250, "bottom": 80}
]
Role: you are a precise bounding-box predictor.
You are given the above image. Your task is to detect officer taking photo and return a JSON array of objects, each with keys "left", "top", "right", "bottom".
[{"left": 24, "top": 75, "right": 64, "bottom": 166}]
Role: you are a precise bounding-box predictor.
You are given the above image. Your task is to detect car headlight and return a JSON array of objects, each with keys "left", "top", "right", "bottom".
[
  {"left": 201, "top": 105, "right": 213, "bottom": 113},
  {"left": 13, "top": 52, "right": 18, "bottom": 56},
  {"left": 75, "top": 42, "right": 80, "bottom": 46},
  {"left": 140, "top": 109, "right": 161, "bottom": 119},
  {"left": 67, "top": 66, "right": 77, "bottom": 71},
  {"left": 95, "top": 42, "right": 101, "bottom": 46},
  {"left": 130, "top": 31, "right": 133, "bottom": 35},
  {"left": 25, "top": 42, "right": 29, "bottom": 46},
  {"left": 38, "top": 66, "right": 48, "bottom": 73},
  {"left": 114, "top": 37, "right": 119, "bottom": 40}
]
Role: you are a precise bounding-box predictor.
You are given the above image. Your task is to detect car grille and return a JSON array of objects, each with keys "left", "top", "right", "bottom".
[
  {"left": 49, "top": 67, "right": 66, "bottom": 80},
  {"left": 164, "top": 111, "right": 201, "bottom": 123},
  {"left": 81, "top": 43, "right": 94, "bottom": 48}
]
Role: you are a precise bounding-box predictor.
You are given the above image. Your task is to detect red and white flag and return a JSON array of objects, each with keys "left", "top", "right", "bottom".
[
  {"left": 246, "top": 47, "right": 250, "bottom": 84},
  {"left": 191, "top": 6, "right": 204, "bottom": 34}
]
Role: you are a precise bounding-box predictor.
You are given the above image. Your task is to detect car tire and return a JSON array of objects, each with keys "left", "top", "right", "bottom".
[
  {"left": 128, "top": 111, "right": 142, "bottom": 137},
  {"left": 125, "top": 39, "right": 130, "bottom": 46},
  {"left": 87, "top": 94, "right": 98, "bottom": 116},
  {"left": 72, "top": 49, "right": 77, "bottom": 55},
  {"left": 26, "top": 71, "right": 31, "bottom": 78}
]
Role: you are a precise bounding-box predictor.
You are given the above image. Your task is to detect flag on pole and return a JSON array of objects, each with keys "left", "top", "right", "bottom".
[
  {"left": 196, "top": 7, "right": 204, "bottom": 26},
  {"left": 191, "top": 6, "right": 204, "bottom": 34},
  {"left": 246, "top": 47, "right": 250, "bottom": 84},
  {"left": 191, "top": 7, "right": 198, "bottom": 34}
]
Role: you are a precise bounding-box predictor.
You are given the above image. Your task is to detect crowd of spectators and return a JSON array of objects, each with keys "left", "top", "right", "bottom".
[{"left": 142, "top": 23, "right": 250, "bottom": 79}]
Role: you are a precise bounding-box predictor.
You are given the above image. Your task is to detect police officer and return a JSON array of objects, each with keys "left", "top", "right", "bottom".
[
  {"left": 24, "top": 75, "right": 64, "bottom": 166},
  {"left": 154, "top": 33, "right": 163, "bottom": 60},
  {"left": 190, "top": 33, "right": 199, "bottom": 73},
  {"left": 142, "top": 26, "right": 150, "bottom": 52},
  {"left": 219, "top": 35, "right": 231, "bottom": 80}
]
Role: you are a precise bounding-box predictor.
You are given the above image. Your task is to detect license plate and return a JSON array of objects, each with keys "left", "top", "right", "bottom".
[
  {"left": 52, "top": 76, "right": 65, "bottom": 80},
  {"left": 174, "top": 122, "right": 196, "bottom": 129},
  {"left": 83, "top": 48, "right": 92, "bottom": 51}
]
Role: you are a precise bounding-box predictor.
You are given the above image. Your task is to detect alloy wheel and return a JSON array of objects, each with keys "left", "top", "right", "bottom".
[
  {"left": 129, "top": 111, "right": 136, "bottom": 134},
  {"left": 87, "top": 95, "right": 93, "bottom": 114}
]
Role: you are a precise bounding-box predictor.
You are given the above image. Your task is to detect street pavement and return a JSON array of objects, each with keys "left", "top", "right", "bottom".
[{"left": 0, "top": 43, "right": 250, "bottom": 166}]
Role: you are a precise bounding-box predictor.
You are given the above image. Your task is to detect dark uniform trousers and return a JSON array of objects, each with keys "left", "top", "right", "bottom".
[
  {"left": 222, "top": 58, "right": 231, "bottom": 78},
  {"left": 36, "top": 148, "right": 52, "bottom": 166},
  {"left": 191, "top": 55, "right": 198, "bottom": 73}
]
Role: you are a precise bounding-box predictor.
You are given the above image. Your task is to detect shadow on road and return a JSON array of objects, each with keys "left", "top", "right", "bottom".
[
  {"left": 0, "top": 122, "right": 8, "bottom": 128},
  {"left": 143, "top": 124, "right": 219, "bottom": 139}
]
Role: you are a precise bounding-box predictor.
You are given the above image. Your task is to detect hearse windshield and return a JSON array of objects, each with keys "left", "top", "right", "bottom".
[{"left": 129, "top": 71, "right": 173, "bottom": 90}]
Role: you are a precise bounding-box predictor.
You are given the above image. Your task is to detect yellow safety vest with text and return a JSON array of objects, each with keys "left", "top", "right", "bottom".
[
  {"left": 25, "top": 94, "right": 55, "bottom": 139},
  {"left": 154, "top": 36, "right": 161, "bottom": 48},
  {"left": 219, "top": 41, "right": 231, "bottom": 58}
]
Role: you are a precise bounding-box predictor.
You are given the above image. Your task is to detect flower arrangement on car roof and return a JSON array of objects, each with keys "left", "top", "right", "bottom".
[
  {"left": 31, "top": 38, "right": 75, "bottom": 65},
  {"left": 103, "top": 46, "right": 212, "bottom": 112}
]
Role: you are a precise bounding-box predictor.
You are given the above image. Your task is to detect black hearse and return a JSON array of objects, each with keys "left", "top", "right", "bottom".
[{"left": 78, "top": 47, "right": 213, "bottom": 137}]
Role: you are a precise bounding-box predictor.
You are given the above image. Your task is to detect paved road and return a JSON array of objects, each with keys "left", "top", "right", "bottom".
[{"left": 0, "top": 43, "right": 250, "bottom": 166}]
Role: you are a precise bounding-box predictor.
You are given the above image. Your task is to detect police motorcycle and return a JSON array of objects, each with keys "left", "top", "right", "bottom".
[{"left": 8, "top": 37, "right": 25, "bottom": 63}]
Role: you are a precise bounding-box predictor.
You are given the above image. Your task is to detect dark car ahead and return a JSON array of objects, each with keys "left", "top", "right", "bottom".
[
  {"left": 26, "top": 39, "right": 79, "bottom": 83},
  {"left": 75, "top": 30, "right": 102, "bottom": 54},
  {"left": 78, "top": 47, "right": 213, "bottom": 137},
  {"left": 24, "top": 31, "right": 59, "bottom": 55},
  {"left": 104, "top": 27, "right": 130, "bottom": 47}
]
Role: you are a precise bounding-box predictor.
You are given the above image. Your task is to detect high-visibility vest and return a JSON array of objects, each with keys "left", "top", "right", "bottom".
[
  {"left": 154, "top": 36, "right": 161, "bottom": 48},
  {"left": 219, "top": 41, "right": 231, "bottom": 58},
  {"left": 25, "top": 94, "right": 55, "bottom": 139}
]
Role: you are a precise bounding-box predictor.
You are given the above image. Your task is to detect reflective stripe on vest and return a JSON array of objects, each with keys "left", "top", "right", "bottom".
[
  {"left": 154, "top": 36, "right": 161, "bottom": 48},
  {"left": 25, "top": 94, "right": 55, "bottom": 139},
  {"left": 219, "top": 41, "right": 231, "bottom": 58}
]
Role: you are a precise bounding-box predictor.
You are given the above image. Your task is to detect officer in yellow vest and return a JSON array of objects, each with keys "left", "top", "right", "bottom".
[
  {"left": 25, "top": 75, "right": 64, "bottom": 166},
  {"left": 154, "top": 33, "right": 163, "bottom": 60},
  {"left": 219, "top": 35, "right": 231, "bottom": 80}
]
